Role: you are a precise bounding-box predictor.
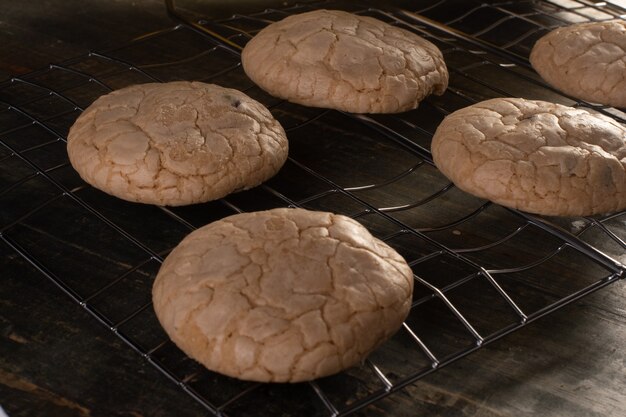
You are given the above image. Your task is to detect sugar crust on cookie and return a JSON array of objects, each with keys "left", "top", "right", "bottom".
[
  {"left": 431, "top": 98, "right": 626, "bottom": 216},
  {"left": 530, "top": 20, "right": 626, "bottom": 108},
  {"left": 67, "top": 81, "right": 288, "bottom": 206},
  {"left": 242, "top": 9, "right": 448, "bottom": 114},
  {"left": 152, "top": 208, "right": 414, "bottom": 382}
]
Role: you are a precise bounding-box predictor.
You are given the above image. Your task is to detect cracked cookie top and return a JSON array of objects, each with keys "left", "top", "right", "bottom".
[
  {"left": 431, "top": 98, "right": 626, "bottom": 216},
  {"left": 152, "top": 208, "right": 414, "bottom": 382},
  {"left": 530, "top": 20, "right": 626, "bottom": 108},
  {"left": 67, "top": 81, "right": 288, "bottom": 206},
  {"left": 241, "top": 9, "right": 448, "bottom": 114}
]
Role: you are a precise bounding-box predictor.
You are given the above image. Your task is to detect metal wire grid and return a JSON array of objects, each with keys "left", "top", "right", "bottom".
[
  {"left": 0, "top": 0, "right": 624, "bottom": 415},
  {"left": 417, "top": 0, "right": 626, "bottom": 60},
  {"left": 407, "top": 0, "right": 626, "bottom": 118}
]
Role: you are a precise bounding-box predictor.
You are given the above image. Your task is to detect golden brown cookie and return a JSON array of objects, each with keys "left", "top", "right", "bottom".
[
  {"left": 431, "top": 98, "right": 626, "bottom": 216},
  {"left": 152, "top": 208, "right": 414, "bottom": 382},
  {"left": 530, "top": 20, "right": 626, "bottom": 108},
  {"left": 241, "top": 9, "right": 448, "bottom": 113},
  {"left": 67, "top": 81, "right": 288, "bottom": 206}
]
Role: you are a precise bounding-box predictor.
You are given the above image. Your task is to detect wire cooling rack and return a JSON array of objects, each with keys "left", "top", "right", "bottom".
[{"left": 1, "top": 0, "right": 625, "bottom": 415}]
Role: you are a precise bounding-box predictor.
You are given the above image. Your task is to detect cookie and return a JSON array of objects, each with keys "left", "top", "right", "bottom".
[
  {"left": 530, "top": 20, "right": 626, "bottom": 108},
  {"left": 152, "top": 208, "right": 414, "bottom": 382},
  {"left": 67, "top": 81, "right": 288, "bottom": 206},
  {"left": 431, "top": 98, "right": 626, "bottom": 216},
  {"left": 241, "top": 9, "right": 448, "bottom": 114}
]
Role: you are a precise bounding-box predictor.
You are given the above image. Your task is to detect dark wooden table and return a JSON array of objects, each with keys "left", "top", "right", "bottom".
[{"left": 1, "top": 1, "right": 625, "bottom": 416}]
